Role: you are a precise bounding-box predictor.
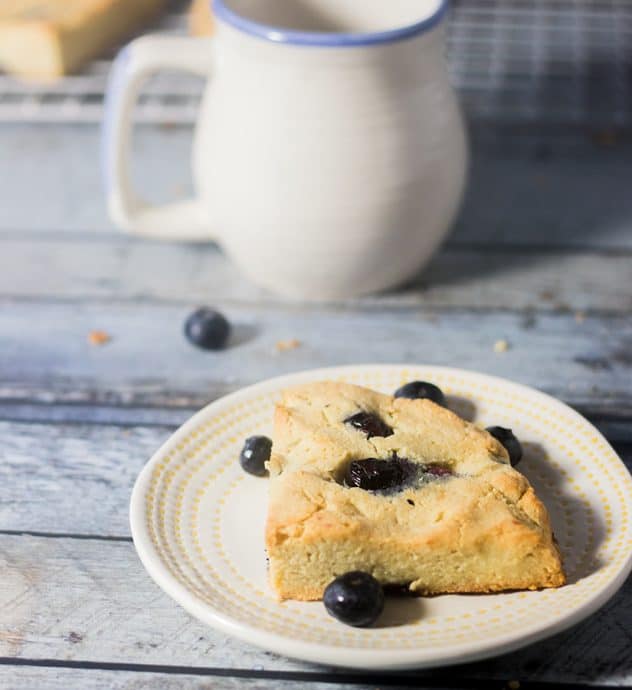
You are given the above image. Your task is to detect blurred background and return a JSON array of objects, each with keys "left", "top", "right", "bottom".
[
  {"left": 2, "top": 0, "right": 631, "bottom": 243},
  {"left": 0, "top": 0, "right": 630, "bottom": 408}
]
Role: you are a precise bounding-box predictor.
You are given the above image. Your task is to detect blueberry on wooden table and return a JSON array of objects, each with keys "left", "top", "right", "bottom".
[
  {"left": 184, "top": 307, "right": 231, "bottom": 350},
  {"left": 239, "top": 436, "right": 272, "bottom": 476},
  {"left": 323, "top": 571, "right": 384, "bottom": 627},
  {"left": 486, "top": 426, "right": 523, "bottom": 466},
  {"left": 394, "top": 380, "right": 446, "bottom": 407},
  {"left": 344, "top": 411, "right": 393, "bottom": 438}
]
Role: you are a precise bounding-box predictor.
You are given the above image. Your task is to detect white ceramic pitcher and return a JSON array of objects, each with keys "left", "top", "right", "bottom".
[{"left": 103, "top": 0, "right": 467, "bottom": 299}]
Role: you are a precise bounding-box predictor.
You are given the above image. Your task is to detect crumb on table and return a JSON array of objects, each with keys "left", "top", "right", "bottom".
[
  {"left": 592, "top": 129, "right": 618, "bottom": 148},
  {"left": 493, "top": 339, "right": 510, "bottom": 353},
  {"left": 88, "top": 330, "right": 111, "bottom": 346},
  {"left": 275, "top": 338, "right": 301, "bottom": 352}
]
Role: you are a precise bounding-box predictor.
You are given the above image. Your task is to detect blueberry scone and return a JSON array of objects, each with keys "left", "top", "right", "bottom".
[{"left": 265, "top": 381, "right": 565, "bottom": 601}]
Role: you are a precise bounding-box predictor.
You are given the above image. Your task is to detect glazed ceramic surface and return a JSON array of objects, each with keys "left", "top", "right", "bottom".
[
  {"left": 130, "top": 365, "right": 632, "bottom": 670},
  {"left": 103, "top": 1, "right": 467, "bottom": 298}
]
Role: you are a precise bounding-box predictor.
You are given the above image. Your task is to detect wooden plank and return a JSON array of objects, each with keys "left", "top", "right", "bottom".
[
  {"left": 1, "top": 238, "right": 631, "bottom": 312},
  {"left": 0, "top": 535, "right": 305, "bottom": 672},
  {"left": 0, "top": 666, "right": 539, "bottom": 690},
  {"left": 0, "top": 667, "right": 392, "bottom": 690},
  {"left": 452, "top": 126, "right": 632, "bottom": 251},
  {"left": 0, "top": 402, "right": 193, "bottom": 427},
  {"left": 0, "top": 535, "right": 630, "bottom": 684},
  {"left": 1, "top": 124, "right": 631, "bottom": 250},
  {"left": 0, "top": 419, "right": 171, "bottom": 535},
  {"left": 1, "top": 402, "right": 630, "bottom": 443},
  {"left": 0, "top": 665, "right": 604, "bottom": 690},
  {"left": 0, "top": 301, "right": 630, "bottom": 414},
  {"left": 1, "top": 418, "right": 629, "bottom": 537},
  {"left": 0, "top": 125, "right": 191, "bottom": 237}
]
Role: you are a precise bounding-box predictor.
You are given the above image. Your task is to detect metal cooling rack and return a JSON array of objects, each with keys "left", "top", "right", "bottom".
[{"left": 0, "top": 0, "right": 630, "bottom": 126}]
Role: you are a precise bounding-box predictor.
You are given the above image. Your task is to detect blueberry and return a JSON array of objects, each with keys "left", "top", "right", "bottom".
[
  {"left": 345, "top": 457, "right": 414, "bottom": 491},
  {"left": 424, "top": 464, "right": 452, "bottom": 478},
  {"left": 486, "top": 426, "right": 523, "bottom": 466},
  {"left": 239, "top": 435, "right": 272, "bottom": 476},
  {"left": 323, "top": 571, "right": 384, "bottom": 627},
  {"left": 394, "top": 381, "right": 446, "bottom": 407},
  {"left": 344, "top": 412, "right": 393, "bottom": 439},
  {"left": 184, "top": 307, "right": 231, "bottom": 351}
]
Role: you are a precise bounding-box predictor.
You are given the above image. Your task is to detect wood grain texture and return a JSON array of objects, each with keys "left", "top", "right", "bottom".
[
  {"left": 0, "top": 665, "right": 608, "bottom": 690},
  {"left": 1, "top": 301, "right": 630, "bottom": 414},
  {"left": 0, "top": 535, "right": 630, "bottom": 685},
  {"left": 1, "top": 402, "right": 630, "bottom": 443},
  {"left": 0, "top": 669, "right": 354, "bottom": 690},
  {"left": 0, "top": 420, "right": 170, "bottom": 535},
  {"left": 1, "top": 237, "right": 631, "bottom": 312},
  {"left": 1, "top": 666, "right": 451, "bottom": 690},
  {"left": 0, "top": 401, "right": 194, "bottom": 427},
  {"left": 1, "top": 409, "right": 630, "bottom": 683},
  {"left": 1, "top": 124, "right": 631, "bottom": 251},
  {"left": 1, "top": 418, "right": 629, "bottom": 536},
  {"left": 2, "top": 114, "right": 632, "bottom": 689}
]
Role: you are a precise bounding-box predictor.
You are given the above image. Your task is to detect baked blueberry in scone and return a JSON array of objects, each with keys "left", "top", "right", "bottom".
[{"left": 264, "top": 381, "right": 565, "bottom": 601}]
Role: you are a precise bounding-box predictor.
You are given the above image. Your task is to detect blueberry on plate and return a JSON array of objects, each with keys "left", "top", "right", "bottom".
[
  {"left": 394, "top": 381, "right": 446, "bottom": 407},
  {"left": 184, "top": 307, "right": 231, "bottom": 351},
  {"left": 239, "top": 436, "right": 272, "bottom": 476},
  {"left": 323, "top": 571, "right": 384, "bottom": 627},
  {"left": 486, "top": 426, "right": 523, "bottom": 466},
  {"left": 344, "top": 411, "right": 393, "bottom": 438}
]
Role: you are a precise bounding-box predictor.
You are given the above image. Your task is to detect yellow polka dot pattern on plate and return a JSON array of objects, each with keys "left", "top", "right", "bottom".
[{"left": 133, "top": 365, "right": 632, "bottom": 662}]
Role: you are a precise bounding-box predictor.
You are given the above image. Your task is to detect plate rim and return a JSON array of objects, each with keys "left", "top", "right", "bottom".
[{"left": 130, "top": 364, "right": 632, "bottom": 670}]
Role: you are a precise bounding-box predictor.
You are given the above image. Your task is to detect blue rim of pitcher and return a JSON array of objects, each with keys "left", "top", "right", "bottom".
[{"left": 211, "top": 0, "right": 448, "bottom": 47}]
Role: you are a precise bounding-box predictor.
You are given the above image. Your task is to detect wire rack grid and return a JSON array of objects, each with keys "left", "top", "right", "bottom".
[{"left": 0, "top": 0, "right": 630, "bottom": 127}]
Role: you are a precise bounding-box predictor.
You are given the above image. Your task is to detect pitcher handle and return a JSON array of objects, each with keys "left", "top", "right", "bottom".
[{"left": 102, "top": 35, "right": 214, "bottom": 241}]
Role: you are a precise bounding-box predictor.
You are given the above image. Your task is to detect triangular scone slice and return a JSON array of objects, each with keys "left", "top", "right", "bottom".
[{"left": 265, "top": 381, "right": 565, "bottom": 601}]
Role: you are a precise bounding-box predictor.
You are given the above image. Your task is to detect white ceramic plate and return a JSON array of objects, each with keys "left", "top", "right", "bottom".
[{"left": 130, "top": 365, "right": 632, "bottom": 670}]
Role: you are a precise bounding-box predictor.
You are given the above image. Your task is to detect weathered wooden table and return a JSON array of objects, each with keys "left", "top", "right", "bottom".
[
  {"left": 1, "top": 119, "right": 630, "bottom": 689},
  {"left": 1, "top": 0, "right": 632, "bottom": 681}
]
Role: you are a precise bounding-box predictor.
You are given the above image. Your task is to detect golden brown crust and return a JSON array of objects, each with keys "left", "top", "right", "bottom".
[
  {"left": 265, "top": 381, "right": 565, "bottom": 600},
  {"left": 188, "top": 0, "right": 214, "bottom": 36},
  {"left": 0, "top": 0, "right": 166, "bottom": 80}
]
